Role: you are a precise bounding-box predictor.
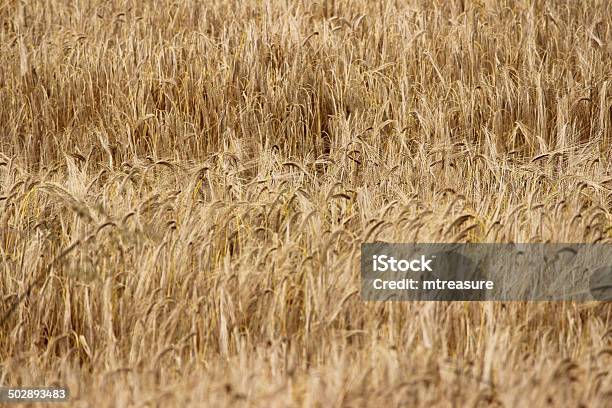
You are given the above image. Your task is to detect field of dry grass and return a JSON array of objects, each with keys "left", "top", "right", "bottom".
[{"left": 1, "top": 0, "right": 611, "bottom": 406}]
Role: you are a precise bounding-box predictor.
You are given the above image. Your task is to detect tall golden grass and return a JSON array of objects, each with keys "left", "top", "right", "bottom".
[{"left": 1, "top": 0, "right": 611, "bottom": 406}]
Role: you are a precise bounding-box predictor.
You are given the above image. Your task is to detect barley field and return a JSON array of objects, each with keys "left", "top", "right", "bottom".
[{"left": 1, "top": 0, "right": 611, "bottom": 406}]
